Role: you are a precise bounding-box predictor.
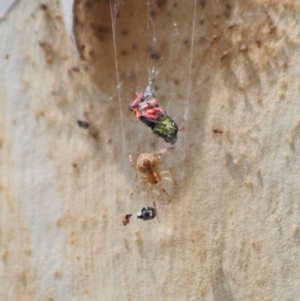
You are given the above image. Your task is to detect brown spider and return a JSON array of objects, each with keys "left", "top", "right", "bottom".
[{"left": 128, "top": 147, "right": 178, "bottom": 214}]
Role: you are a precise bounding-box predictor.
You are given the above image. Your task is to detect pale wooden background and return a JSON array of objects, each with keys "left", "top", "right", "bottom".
[{"left": 1, "top": 0, "right": 300, "bottom": 300}]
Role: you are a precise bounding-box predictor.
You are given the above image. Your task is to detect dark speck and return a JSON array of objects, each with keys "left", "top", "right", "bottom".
[
  {"left": 256, "top": 39, "right": 262, "bottom": 48},
  {"left": 71, "top": 67, "right": 80, "bottom": 72},
  {"left": 224, "top": 4, "right": 231, "bottom": 17},
  {"left": 39, "top": 4, "right": 48, "bottom": 10},
  {"left": 156, "top": 0, "right": 167, "bottom": 8},
  {"left": 199, "top": 0, "right": 206, "bottom": 8},
  {"left": 213, "top": 128, "right": 223, "bottom": 134},
  {"left": 150, "top": 10, "right": 156, "bottom": 17},
  {"left": 269, "top": 25, "right": 277, "bottom": 34},
  {"left": 220, "top": 52, "right": 229, "bottom": 62},
  {"left": 173, "top": 79, "right": 180, "bottom": 86},
  {"left": 77, "top": 120, "right": 90, "bottom": 129},
  {"left": 90, "top": 24, "right": 110, "bottom": 41},
  {"left": 147, "top": 47, "right": 160, "bottom": 60}
]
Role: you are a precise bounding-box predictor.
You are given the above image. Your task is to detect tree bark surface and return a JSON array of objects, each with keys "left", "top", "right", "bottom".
[{"left": 1, "top": 1, "right": 300, "bottom": 300}]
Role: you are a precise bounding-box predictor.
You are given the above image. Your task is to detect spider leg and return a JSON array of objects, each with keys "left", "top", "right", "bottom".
[
  {"left": 130, "top": 180, "right": 148, "bottom": 199},
  {"left": 149, "top": 182, "right": 159, "bottom": 221},
  {"left": 160, "top": 169, "right": 178, "bottom": 203},
  {"left": 134, "top": 174, "right": 146, "bottom": 182},
  {"left": 162, "top": 177, "right": 178, "bottom": 199},
  {"left": 158, "top": 182, "right": 173, "bottom": 198},
  {"left": 153, "top": 146, "right": 175, "bottom": 160},
  {"left": 128, "top": 153, "right": 135, "bottom": 168},
  {"left": 128, "top": 153, "right": 141, "bottom": 173}
]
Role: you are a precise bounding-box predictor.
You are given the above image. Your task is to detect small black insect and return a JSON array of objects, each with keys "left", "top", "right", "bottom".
[{"left": 137, "top": 207, "right": 157, "bottom": 221}]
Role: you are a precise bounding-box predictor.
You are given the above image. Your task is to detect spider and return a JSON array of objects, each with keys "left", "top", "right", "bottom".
[{"left": 128, "top": 147, "right": 178, "bottom": 216}]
